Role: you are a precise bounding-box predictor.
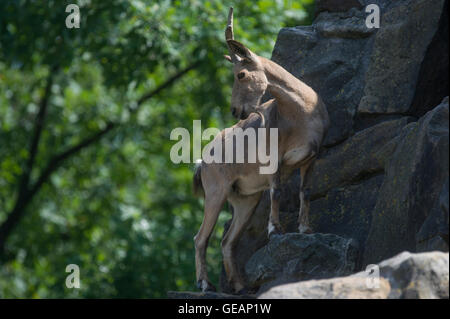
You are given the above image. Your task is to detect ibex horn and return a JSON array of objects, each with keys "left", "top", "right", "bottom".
[{"left": 225, "top": 7, "right": 239, "bottom": 63}]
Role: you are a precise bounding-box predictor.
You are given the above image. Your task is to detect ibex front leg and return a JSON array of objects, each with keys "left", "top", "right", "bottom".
[
  {"left": 268, "top": 170, "right": 285, "bottom": 237},
  {"left": 298, "top": 159, "right": 314, "bottom": 234},
  {"left": 194, "top": 190, "right": 226, "bottom": 292}
]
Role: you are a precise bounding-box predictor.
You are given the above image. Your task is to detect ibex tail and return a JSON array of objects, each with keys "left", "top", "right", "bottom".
[{"left": 193, "top": 161, "right": 204, "bottom": 197}]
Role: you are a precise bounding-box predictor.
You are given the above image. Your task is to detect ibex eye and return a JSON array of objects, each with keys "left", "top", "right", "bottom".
[{"left": 237, "top": 72, "right": 245, "bottom": 80}]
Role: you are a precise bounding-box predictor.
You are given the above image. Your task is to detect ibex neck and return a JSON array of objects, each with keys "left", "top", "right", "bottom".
[{"left": 261, "top": 57, "right": 317, "bottom": 114}]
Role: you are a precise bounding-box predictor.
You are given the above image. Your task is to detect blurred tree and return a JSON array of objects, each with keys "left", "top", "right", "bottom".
[{"left": 0, "top": 0, "right": 314, "bottom": 297}]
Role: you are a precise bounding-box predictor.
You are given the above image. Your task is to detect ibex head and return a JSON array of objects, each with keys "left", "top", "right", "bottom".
[{"left": 225, "top": 8, "right": 268, "bottom": 120}]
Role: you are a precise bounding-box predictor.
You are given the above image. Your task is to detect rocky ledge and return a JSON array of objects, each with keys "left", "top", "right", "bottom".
[{"left": 168, "top": 250, "right": 448, "bottom": 299}]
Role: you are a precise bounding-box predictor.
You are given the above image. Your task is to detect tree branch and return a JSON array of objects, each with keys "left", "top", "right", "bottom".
[
  {"left": 17, "top": 69, "right": 55, "bottom": 197},
  {"left": 136, "top": 62, "right": 200, "bottom": 107},
  {"left": 0, "top": 62, "right": 200, "bottom": 258},
  {"left": 0, "top": 68, "right": 56, "bottom": 257},
  {"left": 31, "top": 61, "right": 200, "bottom": 197}
]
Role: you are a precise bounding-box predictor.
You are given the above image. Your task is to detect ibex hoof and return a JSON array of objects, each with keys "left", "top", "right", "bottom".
[
  {"left": 298, "top": 224, "right": 313, "bottom": 234},
  {"left": 268, "top": 221, "right": 285, "bottom": 238},
  {"left": 197, "top": 280, "right": 216, "bottom": 292}
]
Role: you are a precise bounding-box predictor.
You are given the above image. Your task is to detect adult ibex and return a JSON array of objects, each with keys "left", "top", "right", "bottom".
[{"left": 193, "top": 8, "right": 329, "bottom": 293}]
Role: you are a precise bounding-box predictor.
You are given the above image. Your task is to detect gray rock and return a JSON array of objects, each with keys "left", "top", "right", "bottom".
[
  {"left": 258, "top": 251, "right": 449, "bottom": 299},
  {"left": 358, "top": 0, "right": 445, "bottom": 114},
  {"left": 358, "top": 0, "right": 393, "bottom": 10},
  {"left": 416, "top": 178, "right": 449, "bottom": 252},
  {"left": 309, "top": 174, "right": 384, "bottom": 258},
  {"left": 306, "top": 117, "right": 412, "bottom": 198},
  {"left": 258, "top": 276, "right": 391, "bottom": 299},
  {"left": 364, "top": 98, "right": 449, "bottom": 265},
  {"left": 410, "top": 0, "right": 449, "bottom": 117},
  {"left": 376, "top": 251, "right": 449, "bottom": 299},
  {"left": 245, "top": 233, "right": 358, "bottom": 293},
  {"left": 315, "top": 0, "right": 363, "bottom": 16},
  {"left": 315, "top": 9, "right": 375, "bottom": 39},
  {"left": 167, "top": 291, "right": 253, "bottom": 299}
]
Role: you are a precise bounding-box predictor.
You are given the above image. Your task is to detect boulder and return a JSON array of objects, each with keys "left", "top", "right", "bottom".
[
  {"left": 258, "top": 251, "right": 449, "bottom": 299},
  {"left": 259, "top": 276, "right": 391, "bottom": 299},
  {"left": 375, "top": 251, "right": 449, "bottom": 299},
  {"left": 245, "top": 233, "right": 358, "bottom": 293}
]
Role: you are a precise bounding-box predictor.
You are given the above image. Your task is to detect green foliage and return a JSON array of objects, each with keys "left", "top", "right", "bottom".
[{"left": 0, "top": 0, "right": 314, "bottom": 298}]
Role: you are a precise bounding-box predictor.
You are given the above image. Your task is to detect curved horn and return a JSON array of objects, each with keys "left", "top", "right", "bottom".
[
  {"left": 225, "top": 7, "right": 240, "bottom": 63},
  {"left": 225, "top": 7, "right": 234, "bottom": 41}
]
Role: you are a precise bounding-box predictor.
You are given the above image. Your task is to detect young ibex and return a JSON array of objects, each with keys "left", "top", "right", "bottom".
[{"left": 193, "top": 8, "right": 329, "bottom": 293}]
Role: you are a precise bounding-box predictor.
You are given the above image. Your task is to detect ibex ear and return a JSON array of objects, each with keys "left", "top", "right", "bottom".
[
  {"left": 227, "top": 39, "right": 257, "bottom": 63},
  {"left": 224, "top": 55, "right": 233, "bottom": 63}
]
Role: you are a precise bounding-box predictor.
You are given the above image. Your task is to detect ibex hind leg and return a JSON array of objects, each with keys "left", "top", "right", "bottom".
[
  {"left": 268, "top": 170, "right": 285, "bottom": 237},
  {"left": 194, "top": 190, "right": 226, "bottom": 292},
  {"left": 298, "top": 156, "right": 315, "bottom": 234},
  {"left": 223, "top": 191, "right": 262, "bottom": 294}
]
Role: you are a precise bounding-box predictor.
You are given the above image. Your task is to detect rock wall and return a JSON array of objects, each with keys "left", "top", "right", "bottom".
[{"left": 220, "top": 0, "right": 449, "bottom": 294}]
